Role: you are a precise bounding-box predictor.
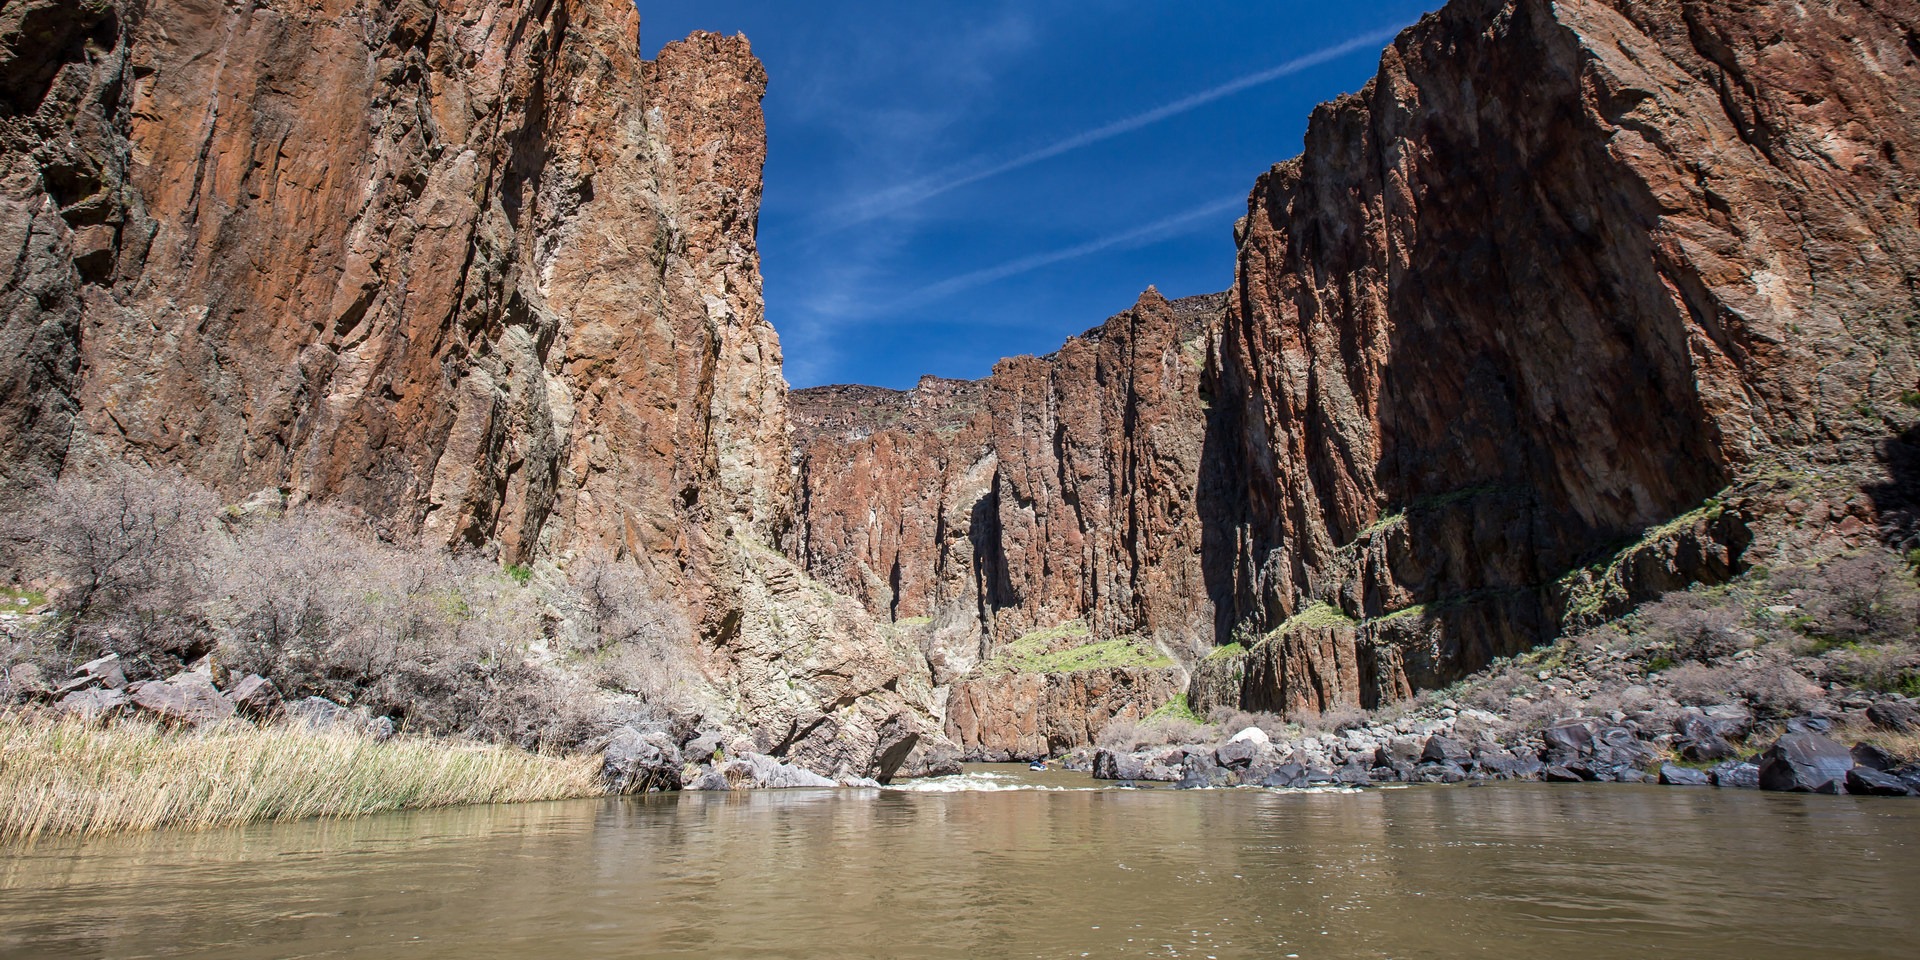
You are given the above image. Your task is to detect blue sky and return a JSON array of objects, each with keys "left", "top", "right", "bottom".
[{"left": 639, "top": 3, "right": 1440, "bottom": 388}]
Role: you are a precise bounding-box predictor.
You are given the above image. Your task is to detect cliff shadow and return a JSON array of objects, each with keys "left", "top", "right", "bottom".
[
  {"left": 1196, "top": 372, "right": 1253, "bottom": 648},
  {"left": 1865, "top": 423, "right": 1920, "bottom": 555}
]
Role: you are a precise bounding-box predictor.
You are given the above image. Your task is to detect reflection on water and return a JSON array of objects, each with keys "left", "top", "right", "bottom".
[{"left": 2, "top": 767, "right": 1917, "bottom": 959}]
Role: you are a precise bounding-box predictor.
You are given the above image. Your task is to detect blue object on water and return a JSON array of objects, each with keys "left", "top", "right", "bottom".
[{"left": 1028, "top": 761, "right": 1048, "bottom": 771}]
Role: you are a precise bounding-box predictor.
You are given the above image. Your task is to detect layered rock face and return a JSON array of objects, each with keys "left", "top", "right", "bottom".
[
  {"left": 1203, "top": 0, "right": 1920, "bottom": 712},
  {"left": 0, "top": 0, "right": 783, "bottom": 565},
  {"left": 792, "top": 290, "right": 1225, "bottom": 660},
  {"left": 791, "top": 291, "right": 1218, "bottom": 755},
  {"left": 0, "top": 0, "right": 947, "bottom": 777}
]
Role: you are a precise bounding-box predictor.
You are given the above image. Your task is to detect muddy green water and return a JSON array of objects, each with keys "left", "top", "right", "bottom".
[{"left": 3, "top": 765, "right": 1918, "bottom": 959}]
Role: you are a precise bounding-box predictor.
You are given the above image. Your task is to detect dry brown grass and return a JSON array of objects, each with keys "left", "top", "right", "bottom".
[{"left": 0, "top": 714, "right": 606, "bottom": 843}]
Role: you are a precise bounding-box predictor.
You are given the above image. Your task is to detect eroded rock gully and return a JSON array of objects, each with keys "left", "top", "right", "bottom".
[{"left": 0, "top": 0, "right": 949, "bottom": 778}]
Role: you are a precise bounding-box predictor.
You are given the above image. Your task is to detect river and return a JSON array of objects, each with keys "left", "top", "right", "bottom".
[{"left": 3, "top": 765, "right": 1916, "bottom": 959}]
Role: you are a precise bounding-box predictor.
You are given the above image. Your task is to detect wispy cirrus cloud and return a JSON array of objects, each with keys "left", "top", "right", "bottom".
[
  {"left": 822, "top": 24, "right": 1405, "bottom": 230},
  {"left": 863, "top": 195, "right": 1246, "bottom": 317}
]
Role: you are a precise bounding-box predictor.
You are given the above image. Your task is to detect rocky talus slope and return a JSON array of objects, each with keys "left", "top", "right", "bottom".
[
  {"left": 790, "top": 291, "right": 1225, "bottom": 757},
  {"left": 0, "top": 0, "right": 950, "bottom": 779}
]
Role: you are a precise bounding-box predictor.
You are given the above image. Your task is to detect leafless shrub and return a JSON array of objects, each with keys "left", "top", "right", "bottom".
[
  {"left": 1824, "top": 643, "right": 1920, "bottom": 696},
  {"left": 1777, "top": 552, "right": 1920, "bottom": 647},
  {"left": 1496, "top": 692, "right": 1580, "bottom": 733},
  {"left": 1638, "top": 592, "right": 1749, "bottom": 662},
  {"left": 26, "top": 463, "right": 220, "bottom": 668},
  {"left": 210, "top": 510, "right": 583, "bottom": 744},
  {"left": 1205, "top": 708, "right": 1289, "bottom": 740},
  {"left": 564, "top": 557, "right": 698, "bottom": 710},
  {"left": 1734, "top": 664, "right": 1825, "bottom": 720},
  {"left": 4, "top": 462, "right": 705, "bottom": 752},
  {"left": 1289, "top": 705, "right": 1370, "bottom": 735},
  {"left": 1096, "top": 716, "right": 1214, "bottom": 751},
  {"left": 1666, "top": 662, "right": 1738, "bottom": 706}
]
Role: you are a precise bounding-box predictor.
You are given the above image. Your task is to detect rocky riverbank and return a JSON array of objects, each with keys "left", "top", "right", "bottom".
[{"left": 1074, "top": 549, "right": 1920, "bottom": 797}]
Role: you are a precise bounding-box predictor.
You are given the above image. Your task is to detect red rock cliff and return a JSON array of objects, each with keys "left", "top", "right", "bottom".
[
  {"left": 0, "top": 0, "right": 949, "bottom": 776},
  {"left": 791, "top": 291, "right": 1226, "bottom": 671},
  {"left": 1201, "top": 0, "right": 1920, "bottom": 712}
]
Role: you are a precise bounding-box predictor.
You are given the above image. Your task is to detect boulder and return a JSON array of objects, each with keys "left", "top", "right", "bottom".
[
  {"left": 602, "top": 727, "right": 684, "bottom": 793},
  {"left": 1845, "top": 768, "right": 1917, "bottom": 797},
  {"left": 56, "top": 687, "right": 128, "bottom": 719},
  {"left": 1851, "top": 743, "right": 1896, "bottom": 772},
  {"left": 225, "top": 675, "right": 281, "bottom": 720},
  {"left": 1594, "top": 727, "right": 1657, "bottom": 767},
  {"left": 1710, "top": 761, "right": 1762, "bottom": 789},
  {"left": 1697, "top": 704, "right": 1755, "bottom": 740},
  {"left": 362, "top": 715, "right": 396, "bottom": 742},
  {"left": 683, "top": 733, "right": 726, "bottom": 764},
  {"left": 1421, "top": 736, "right": 1472, "bottom": 764},
  {"left": 1866, "top": 702, "right": 1920, "bottom": 733},
  {"left": 1674, "top": 713, "right": 1718, "bottom": 743},
  {"left": 1175, "top": 753, "right": 1228, "bottom": 790},
  {"left": 870, "top": 712, "right": 923, "bottom": 783},
  {"left": 1757, "top": 733, "right": 1854, "bottom": 793},
  {"left": 126, "top": 677, "right": 234, "bottom": 725},
  {"left": 896, "top": 741, "right": 964, "bottom": 779},
  {"left": 1543, "top": 765, "right": 1587, "bottom": 783},
  {"left": 1092, "top": 749, "right": 1140, "bottom": 781},
  {"left": 75, "top": 654, "right": 128, "bottom": 690},
  {"left": 753, "top": 756, "right": 838, "bottom": 789},
  {"left": 7, "top": 663, "right": 48, "bottom": 699},
  {"left": 1259, "top": 763, "right": 1308, "bottom": 789},
  {"left": 287, "top": 696, "right": 351, "bottom": 728},
  {"left": 1543, "top": 722, "right": 1595, "bottom": 756},
  {"left": 1659, "top": 764, "right": 1711, "bottom": 786},
  {"left": 1216, "top": 737, "right": 1263, "bottom": 770},
  {"left": 1678, "top": 736, "right": 1737, "bottom": 763},
  {"left": 1784, "top": 717, "right": 1835, "bottom": 736},
  {"left": 688, "top": 769, "right": 732, "bottom": 791},
  {"left": 1381, "top": 736, "right": 1426, "bottom": 766},
  {"left": 1227, "top": 726, "right": 1272, "bottom": 747}
]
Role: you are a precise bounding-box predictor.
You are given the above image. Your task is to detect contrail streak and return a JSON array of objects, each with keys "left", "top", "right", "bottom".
[
  {"left": 886, "top": 196, "right": 1245, "bottom": 312},
  {"left": 830, "top": 25, "right": 1404, "bottom": 228}
]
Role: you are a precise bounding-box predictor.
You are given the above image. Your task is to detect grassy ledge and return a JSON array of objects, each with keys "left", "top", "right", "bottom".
[
  {"left": 0, "top": 715, "right": 605, "bottom": 843},
  {"left": 982, "top": 622, "right": 1174, "bottom": 675}
]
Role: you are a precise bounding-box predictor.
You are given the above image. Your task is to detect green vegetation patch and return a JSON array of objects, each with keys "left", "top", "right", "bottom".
[
  {"left": 1145, "top": 694, "right": 1203, "bottom": 724},
  {"left": 1374, "top": 603, "right": 1427, "bottom": 624},
  {"left": 893, "top": 615, "right": 933, "bottom": 627},
  {"left": 1558, "top": 495, "right": 1729, "bottom": 622},
  {"left": 1269, "top": 602, "right": 1356, "bottom": 636},
  {"left": 504, "top": 564, "right": 534, "bottom": 586},
  {"left": 983, "top": 622, "right": 1173, "bottom": 675},
  {"left": 0, "top": 587, "right": 48, "bottom": 613},
  {"left": 1204, "top": 642, "right": 1247, "bottom": 661}
]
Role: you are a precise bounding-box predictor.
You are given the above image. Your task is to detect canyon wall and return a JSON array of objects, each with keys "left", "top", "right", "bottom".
[
  {"left": 795, "top": 0, "right": 1920, "bottom": 726},
  {"left": 0, "top": 0, "right": 948, "bottom": 777},
  {"left": 1200, "top": 0, "right": 1920, "bottom": 713},
  {"left": 790, "top": 291, "right": 1219, "bottom": 755},
  {"left": 792, "top": 290, "right": 1225, "bottom": 665}
]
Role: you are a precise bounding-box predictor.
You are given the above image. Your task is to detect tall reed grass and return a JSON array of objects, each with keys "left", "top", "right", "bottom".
[{"left": 0, "top": 714, "right": 606, "bottom": 842}]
